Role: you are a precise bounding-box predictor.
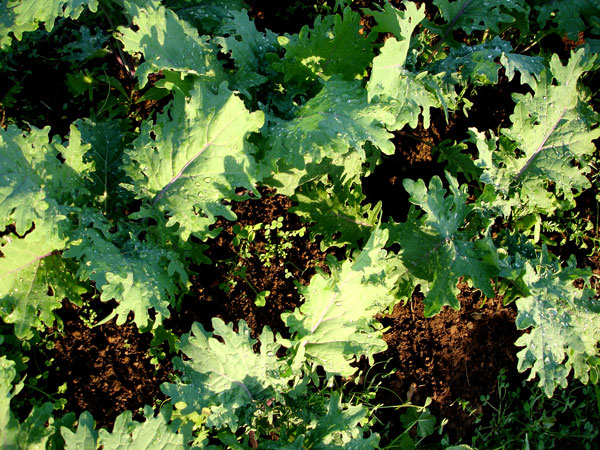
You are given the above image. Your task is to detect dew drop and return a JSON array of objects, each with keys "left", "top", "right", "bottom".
[
  {"left": 266, "top": 351, "right": 275, "bottom": 357},
  {"left": 335, "top": 301, "right": 342, "bottom": 306},
  {"left": 204, "top": 177, "right": 212, "bottom": 183}
]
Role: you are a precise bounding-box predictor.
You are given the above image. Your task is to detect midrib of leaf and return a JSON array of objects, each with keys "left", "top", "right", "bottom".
[
  {"left": 153, "top": 110, "right": 246, "bottom": 204},
  {"left": 427, "top": 0, "right": 475, "bottom": 63},
  {"left": 0, "top": 251, "right": 53, "bottom": 280},
  {"left": 515, "top": 107, "right": 567, "bottom": 180},
  {"left": 213, "top": 369, "right": 254, "bottom": 401}
]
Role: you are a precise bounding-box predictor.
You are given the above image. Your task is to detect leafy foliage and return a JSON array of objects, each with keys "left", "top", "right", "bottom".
[
  {"left": 514, "top": 252, "right": 600, "bottom": 397},
  {"left": 123, "top": 79, "right": 264, "bottom": 240},
  {"left": 0, "top": 0, "right": 599, "bottom": 446}
]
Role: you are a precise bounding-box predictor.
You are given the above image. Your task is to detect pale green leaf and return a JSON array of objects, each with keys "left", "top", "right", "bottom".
[
  {"left": 263, "top": 79, "right": 393, "bottom": 195},
  {"left": 368, "top": 37, "right": 457, "bottom": 130},
  {"left": 162, "top": 319, "right": 292, "bottom": 430},
  {"left": 117, "top": 2, "right": 223, "bottom": 87},
  {"left": 64, "top": 222, "right": 187, "bottom": 330},
  {"left": 473, "top": 48, "right": 600, "bottom": 218},
  {"left": 61, "top": 412, "right": 97, "bottom": 450},
  {"left": 283, "top": 228, "right": 396, "bottom": 377},
  {"left": 514, "top": 253, "right": 600, "bottom": 397},
  {"left": 0, "top": 0, "right": 98, "bottom": 49},
  {"left": 123, "top": 80, "right": 264, "bottom": 240},
  {"left": 363, "top": 1, "right": 425, "bottom": 51},
  {"left": 97, "top": 406, "right": 193, "bottom": 449}
]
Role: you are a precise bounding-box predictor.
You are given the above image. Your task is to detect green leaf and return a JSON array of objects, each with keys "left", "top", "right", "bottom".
[
  {"left": 97, "top": 406, "right": 193, "bottom": 449},
  {"left": 64, "top": 219, "right": 187, "bottom": 330},
  {"left": 1, "top": 357, "right": 57, "bottom": 449},
  {"left": 162, "top": 318, "right": 292, "bottom": 430},
  {"left": 363, "top": 1, "right": 426, "bottom": 49},
  {"left": 514, "top": 253, "right": 600, "bottom": 397},
  {"left": 0, "top": 0, "right": 98, "bottom": 49},
  {"left": 432, "top": 0, "right": 528, "bottom": 35},
  {"left": 74, "top": 118, "right": 133, "bottom": 212},
  {"left": 367, "top": 36, "right": 457, "bottom": 130},
  {"left": 500, "top": 52, "right": 544, "bottom": 88},
  {"left": 272, "top": 7, "right": 375, "bottom": 86},
  {"left": 215, "top": 9, "right": 278, "bottom": 95},
  {"left": 473, "top": 48, "right": 600, "bottom": 218},
  {"left": 117, "top": 1, "right": 223, "bottom": 88},
  {"left": 123, "top": 80, "right": 264, "bottom": 240},
  {"left": 0, "top": 219, "right": 86, "bottom": 339},
  {"left": 0, "top": 125, "right": 92, "bottom": 234},
  {"left": 263, "top": 79, "right": 393, "bottom": 195},
  {"left": 283, "top": 228, "right": 396, "bottom": 377},
  {"left": 290, "top": 180, "right": 381, "bottom": 251},
  {"left": 535, "top": 0, "right": 600, "bottom": 40},
  {"left": 387, "top": 174, "right": 498, "bottom": 317},
  {"left": 61, "top": 412, "right": 97, "bottom": 450}
]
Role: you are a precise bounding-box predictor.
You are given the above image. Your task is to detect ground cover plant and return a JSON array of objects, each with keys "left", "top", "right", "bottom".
[{"left": 1, "top": 0, "right": 600, "bottom": 448}]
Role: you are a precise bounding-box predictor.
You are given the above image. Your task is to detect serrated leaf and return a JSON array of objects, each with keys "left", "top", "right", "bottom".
[
  {"left": 272, "top": 7, "right": 375, "bottom": 86},
  {"left": 500, "top": 52, "right": 544, "bottom": 88},
  {"left": 0, "top": 125, "right": 92, "bottom": 234},
  {"left": 214, "top": 9, "right": 278, "bottom": 95},
  {"left": 64, "top": 221, "right": 187, "bottom": 330},
  {"left": 363, "top": 1, "right": 425, "bottom": 48},
  {"left": 61, "top": 411, "right": 97, "bottom": 450},
  {"left": 74, "top": 118, "right": 132, "bottom": 212},
  {"left": 387, "top": 174, "right": 498, "bottom": 317},
  {"left": 514, "top": 253, "right": 600, "bottom": 397},
  {"left": 162, "top": 318, "right": 291, "bottom": 430},
  {"left": 0, "top": 218, "right": 86, "bottom": 339},
  {"left": 290, "top": 180, "right": 380, "bottom": 251},
  {"left": 1, "top": 357, "right": 56, "bottom": 449},
  {"left": 432, "top": 36, "right": 515, "bottom": 86},
  {"left": 535, "top": 0, "right": 600, "bottom": 40},
  {"left": 117, "top": 2, "right": 223, "bottom": 87},
  {"left": 367, "top": 36, "right": 456, "bottom": 130},
  {"left": 473, "top": 48, "right": 600, "bottom": 218},
  {"left": 0, "top": 0, "right": 98, "bottom": 49},
  {"left": 283, "top": 228, "right": 396, "bottom": 377},
  {"left": 432, "top": 0, "right": 528, "bottom": 35},
  {"left": 123, "top": 80, "right": 264, "bottom": 240},
  {"left": 96, "top": 406, "right": 193, "bottom": 449},
  {"left": 263, "top": 79, "right": 393, "bottom": 195}
]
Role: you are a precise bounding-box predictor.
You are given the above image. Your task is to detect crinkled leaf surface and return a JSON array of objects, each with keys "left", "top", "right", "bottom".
[
  {"left": 432, "top": 0, "right": 528, "bottom": 35},
  {"left": 0, "top": 217, "right": 86, "bottom": 340},
  {"left": 262, "top": 392, "right": 380, "bottom": 449},
  {"left": 367, "top": 35, "right": 456, "bottom": 130},
  {"left": 0, "top": 0, "right": 98, "bottom": 49},
  {"left": 290, "top": 181, "right": 381, "bottom": 251},
  {"left": 514, "top": 253, "right": 600, "bottom": 397},
  {"left": 535, "top": 0, "right": 600, "bottom": 40},
  {"left": 263, "top": 79, "right": 393, "bottom": 195},
  {"left": 474, "top": 49, "right": 600, "bottom": 217},
  {"left": 387, "top": 174, "right": 498, "bottom": 317},
  {"left": 0, "top": 124, "right": 92, "bottom": 234},
  {"left": 283, "top": 228, "right": 396, "bottom": 377},
  {"left": 215, "top": 9, "right": 278, "bottom": 94},
  {"left": 272, "top": 7, "right": 375, "bottom": 86},
  {"left": 162, "top": 318, "right": 291, "bottom": 430},
  {"left": 117, "top": 2, "right": 222, "bottom": 87},
  {"left": 123, "top": 80, "right": 264, "bottom": 240},
  {"left": 96, "top": 406, "right": 193, "bottom": 449},
  {"left": 64, "top": 217, "right": 187, "bottom": 330},
  {"left": 1, "top": 357, "right": 56, "bottom": 449}
]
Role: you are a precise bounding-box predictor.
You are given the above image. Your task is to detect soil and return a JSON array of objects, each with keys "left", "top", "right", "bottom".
[{"left": 4, "top": 0, "right": 598, "bottom": 446}]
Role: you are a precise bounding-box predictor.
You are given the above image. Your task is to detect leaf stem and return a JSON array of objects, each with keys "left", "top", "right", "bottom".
[
  {"left": 427, "top": 0, "right": 475, "bottom": 63},
  {"left": 514, "top": 108, "right": 567, "bottom": 181}
]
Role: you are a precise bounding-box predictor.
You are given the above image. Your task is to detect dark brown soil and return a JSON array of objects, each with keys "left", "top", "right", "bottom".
[{"left": 47, "top": 300, "right": 172, "bottom": 430}]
